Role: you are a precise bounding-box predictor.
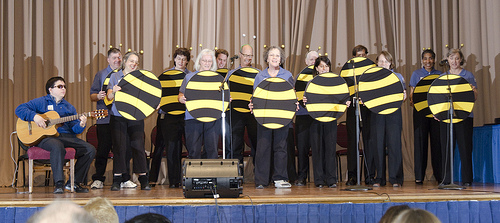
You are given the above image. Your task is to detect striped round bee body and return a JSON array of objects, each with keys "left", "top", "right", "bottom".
[
  {"left": 428, "top": 74, "right": 475, "bottom": 123},
  {"left": 304, "top": 72, "right": 349, "bottom": 122},
  {"left": 185, "top": 71, "right": 230, "bottom": 122},
  {"left": 216, "top": 68, "right": 229, "bottom": 78},
  {"left": 115, "top": 70, "right": 162, "bottom": 120},
  {"left": 295, "top": 65, "right": 315, "bottom": 107},
  {"left": 252, "top": 77, "right": 297, "bottom": 129},
  {"left": 413, "top": 74, "right": 440, "bottom": 118},
  {"left": 102, "top": 69, "right": 119, "bottom": 107},
  {"left": 358, "top": 67, "right": 404, "bottom": 115},
  {"left": 227, "top": 67, "right": 259, "bottom": 113},
  {"left": 340, "top": 57, "right": 376, "bottom": 96},
  {"left": 158, "top": 69, "right": 186, "bottom": 115}
]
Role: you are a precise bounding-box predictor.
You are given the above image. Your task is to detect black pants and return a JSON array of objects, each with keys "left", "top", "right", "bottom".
[
  {"left": 254, "top": 124, "right": 289, "bottom": 186},
  {"left": 92, "top": 123, "right": 132, "bottom": 182},
  {"left": 110, "top": 116, "right": 148, "bottom": 175},
  {"left": 185, "top": 118, "right": 221, "bottom": 159},
  {"left": 413, "top": 109, "right": 442, "bottom": 182},
  {"left": 346, "top": 103, "right": 372, "bottom": 181},
  {"left": 440, "top": 117, "right": 473, "bottom": 184},
  {"left": 226, "top": 110, "right": 257, "bottom": 163},
  {"left": 38, "top": 134, "right": 96, "bottom": 184},
  {"left": 310, "top": 120, "right": 338, "bottom": 185},
  {"left": 295, "top": 115, "right": 313, "bottom": 181},
  {"left": 370, "top": 109, "right": 404, "bottom": 185},
  {"left": 150, "top": 114, "right": 184, "bottom": 185}
]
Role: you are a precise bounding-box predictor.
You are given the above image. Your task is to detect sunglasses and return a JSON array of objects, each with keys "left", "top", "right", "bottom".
[{"left": 52, "top": 85, "right": 66, "bottom": 89}]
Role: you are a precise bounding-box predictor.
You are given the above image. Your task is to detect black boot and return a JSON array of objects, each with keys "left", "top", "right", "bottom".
[
  {"left": 139, "top": 175, "right": 151, "bottom": 190},
  {"left": 111, "top": 175, "right": 122, "bottom": 191}
]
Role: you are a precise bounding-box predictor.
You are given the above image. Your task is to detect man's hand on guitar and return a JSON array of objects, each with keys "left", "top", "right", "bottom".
[
  {"left": 79, "top": 115, "right": 87, "bottom": 127},
  {"left": 33, "top": 114, "right": 47, "bottom": 128}
]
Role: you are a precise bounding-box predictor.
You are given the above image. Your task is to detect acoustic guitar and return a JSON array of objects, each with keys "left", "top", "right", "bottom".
[{"left": 16, "top": 110, "right": 108, "bottom": 146}]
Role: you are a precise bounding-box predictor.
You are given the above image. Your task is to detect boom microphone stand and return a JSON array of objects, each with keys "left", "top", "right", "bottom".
[
  {"left": 438, "top": 68, "right": 465, "bottom": 190},
  {"left": 345, "top": 59, "right": 371, "bottom": 191}
]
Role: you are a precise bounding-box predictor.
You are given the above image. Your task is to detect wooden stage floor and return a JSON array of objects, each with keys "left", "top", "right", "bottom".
[{"left": 2, "top": 181, "right": 500, "bottom": 207}]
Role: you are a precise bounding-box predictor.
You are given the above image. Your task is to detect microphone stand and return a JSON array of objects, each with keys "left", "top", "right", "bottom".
[
  {"left": 219, "top": 79, "right": 228, "bottom": 160},
  {"left": 345, "top": 59, "right": 371, "bottom": 191},
  {"left": 438, "top": 69, "right": 465, "bottom": 190}
]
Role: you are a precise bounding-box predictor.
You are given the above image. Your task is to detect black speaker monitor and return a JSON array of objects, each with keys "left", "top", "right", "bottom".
[{"left": 183, "top": 159, "right": 243, "bottom": 198}]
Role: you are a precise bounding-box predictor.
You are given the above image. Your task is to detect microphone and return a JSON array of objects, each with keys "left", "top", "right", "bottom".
[
  {"left": 439, "top": 59, "right": 448, "bottom": 66},
  {"left": 230, "top": 54, "right": 239, "bottom": 62}
]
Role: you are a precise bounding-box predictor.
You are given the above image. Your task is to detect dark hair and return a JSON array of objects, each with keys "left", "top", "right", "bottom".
[
  {"left": 263, "top": 46, "right": 285, "bottom": 66},
  {"left": 352, "top": 45, "right": 368, "bottom": 57},
  {"left": 107, "top": 48, "right": 121, "bottom": 57},
  {"left": 173, "top": 47, "right": 191, "bottom": 66},
  {"left": 215, "top": 49, "right": 229, "bottom": 58},
  {"left": 313, "top": 56, "right": 331, "bottom": 76},
  {"left": 421, "top": 49, "right": 436, "bottom": 60},
  {"left": 45, "top": 76, "right": 65, "bottom": 94},
  {"left": 125, "top": 213, "right": 171, "bottom": 223}
]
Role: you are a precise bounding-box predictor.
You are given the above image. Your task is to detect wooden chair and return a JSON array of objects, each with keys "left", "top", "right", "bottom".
[{"left": 27, "top": 146, "right": 76, "bottom": 193}]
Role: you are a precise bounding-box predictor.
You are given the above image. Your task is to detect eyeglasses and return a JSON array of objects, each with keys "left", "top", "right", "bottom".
[
  {"left": 241, "top": 53, "right": 253, "bottom": 58},
  {"left": 52, "top": 85, "right": 66, "bottom": 89}
]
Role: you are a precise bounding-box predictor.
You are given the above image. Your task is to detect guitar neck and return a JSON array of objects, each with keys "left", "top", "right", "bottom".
[{"left": 49, "top": 112, "right": 92, "bottom": 126}]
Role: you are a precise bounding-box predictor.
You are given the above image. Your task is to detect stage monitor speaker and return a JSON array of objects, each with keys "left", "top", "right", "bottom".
[{"left": 183, "top": 159, "right": 243, "bottom": 198}]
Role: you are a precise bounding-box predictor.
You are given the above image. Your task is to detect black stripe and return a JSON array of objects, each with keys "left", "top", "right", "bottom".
[{"left": 115, "top": 101, "right": 146, "bottom": 120}]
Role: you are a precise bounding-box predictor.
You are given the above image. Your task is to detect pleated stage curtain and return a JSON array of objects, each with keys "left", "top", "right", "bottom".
[{"left": 5, "top": 200, "right": 500, "bottom": 223}]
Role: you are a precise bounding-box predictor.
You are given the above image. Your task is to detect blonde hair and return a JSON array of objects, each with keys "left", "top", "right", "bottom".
[
  {"left": 84, "top": 197, "right": 119, "bottom": 223},
  {"left": 194, "top": 49, "right": 217, "bottom": 71},
  {"left": 376, "top": 51, "right": 395, "bottom": 70},
  {"left": 392, "top": 208, "right": 441, "bottom": 223}
]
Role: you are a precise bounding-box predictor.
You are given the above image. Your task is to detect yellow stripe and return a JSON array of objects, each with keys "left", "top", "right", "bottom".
[
  {"left": 240, "top": 67, "right": 260, "bottom": 73},
  {"left": 379, "top": 108, "right": 398, "bottom": 115},
  {"left": 119, "top": 111, "right": 136, "bottom": 120},
  {"left": 115, "top": 91, "right": 155, "bottom": 116},
  {"left": 440, "top": 74, "right": 462, "bottom": 80},
  {"left": 104, "top": 97, "right": 113, "bottom": 106},
  {"left": 443, "top": 119, "right": 464, "bottom": 124},
  {"left": 161, "top": 79, "right": 183, "bottom": 88},
  {"left": 307, "top": 83, "right": 349, "bottom": 94},
  {"left": 296, "top": 91, "right": 305, "bottom": 100},
  {"left": 198, "top": 117, "right": 217, "bottom": 122},
  {"left": 123, "top": 75, "right": 162, "bottom": 97},
  {"left": 186, "top": 99, "right": 227, "bottom": 111},
  {"left": 364, "top": 93, "right": 403, "bottom": 108},
  {"left": 414, "top": 85, "right": 431, "bottom": 93},
  {"left": 428, "top": 83, "right": 472, "bottom": 94},
  {"left": 160, "top": 95, "right": 179, "bottom": 106},
  {"left": 163, "top": 70, "right": 184, "bottom": 75},
  {"left": 320, "top": 73, "right": 339, "bottom": 78},
  {"left": 231, "top": 91, "right": 252, "bottom": 101},
  {"left": 297, "top": 74, "right": 313, "bottom": 82},
  {"left": 253, "top": 109, "right": 295, "bottom": 118},
  {"left": 359, "top": 74, "right": 400, "bottom": 91},
  {"left": 429, "top": 102, "right": 450, "bottom": 113},
  {"left": 306, "top": 103, "right": 347, "bottom": 112},
  {"left": 103, "top": 78, "right": 110, "bottom": 86},
  {"left": 317, "top": 117, "right": 336, "bottom": 122},
  {"left": 140, "top": 70, "right": 158, "bottom": 80},
  {"left": 235, "top": 108, "right": 250, "bottom": 113},
  {"left": 253, "top": 88, "right": 296, "bottom": 100},
  {"left": 169, "top": 111, "right": 185, "bottom": 115},
  {"left": 425, "top": 114, "right": 434, "bottom": 118},
  {"left": 263, "top": 123, "right": 285, "bottom": 129},
  {"left": 229, "top": 74, "right": 254, "bottom": 85},
  {"left": 454, "top": 101, "right": 475, "bottom": 111},
  {"left": 414, "top": 101, "right": 428, "bottom": 111},
  {"left": 187, "top": 81, "right": 225, "bottom": 90},
  {"left": 197, "top": 71, "right": 219, "bottom": 77}
]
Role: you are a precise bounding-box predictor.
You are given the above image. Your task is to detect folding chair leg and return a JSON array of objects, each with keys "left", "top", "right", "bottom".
[
  {"left": 29, "top": 159, "right": 33, "bottom": 194},
  {"left": 70, "top": 159, "right": 75, "bottom": 193}
]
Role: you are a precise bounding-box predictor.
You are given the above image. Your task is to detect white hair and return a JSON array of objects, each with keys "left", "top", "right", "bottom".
[{"left": 194, "top": 49, "right": 217, "bottom": 71}]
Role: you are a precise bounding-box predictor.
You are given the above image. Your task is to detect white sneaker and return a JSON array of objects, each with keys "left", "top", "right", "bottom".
[
  {"left": 90, "top": 180, "right": 104, "bottom": 189},
  {"left": 274, "top": 180, "right": 292, "bottom": 188},
  {"left": 121, "top": 180, "right": 137, "bottom": 188}
]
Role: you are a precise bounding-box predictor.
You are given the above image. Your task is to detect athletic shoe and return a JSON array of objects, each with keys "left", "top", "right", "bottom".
[
  {"left": 121, "top": 180, "right": 137, "bottom": 188},
  {"left": 274, "top": 180, "right": 292, "bottom": 188},
  {"left": 90, "top": 180, "right": 104, "bottom": 189}
]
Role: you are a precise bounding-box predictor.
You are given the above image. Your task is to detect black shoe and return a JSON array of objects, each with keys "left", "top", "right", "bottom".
[
  {"left": 415, "top": 180, "right": 423, "bottom": 185},
  {"left": 463, "top": 182, "right": 471, "bottom": 187},
  {"left": 346, "top": 178, "right": 356, "bottom": 186},
  {"left": 53, "top": 186, "right": 64, "bottom": 194},
  {"left": 316, "top": 184, "right": 324, "bottom": 188},
  {"left": 295, "top": 180, "right": 306, "bottom": 186},
  {"left": 138, "top": 175, "right": 151, "bottom": 190},
  {"left": 169, "top": 183, "right": 180, "bottom": 188},
  {"left": 111, "top": 182, "right": 121, "bottom": 191},
  {"left": 329, "top": 184, "right": 337, "bottom": 188},
  {"left": 256, "top": 185, "right": 265, "bottom": 189},
  {"left": 65, "top": 183, "right": 89, "bottom": 193}
]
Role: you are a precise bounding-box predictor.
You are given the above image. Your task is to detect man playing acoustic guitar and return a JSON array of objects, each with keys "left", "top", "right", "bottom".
[{"left": 15, "top": 77, "right": 96, "bottom": 194}]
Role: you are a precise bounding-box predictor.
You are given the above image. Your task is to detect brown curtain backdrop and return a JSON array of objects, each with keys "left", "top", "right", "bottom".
[{"left": 1, "top": 0, "right": 499, "bottom": 186}]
